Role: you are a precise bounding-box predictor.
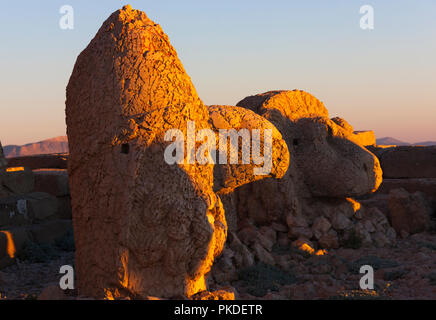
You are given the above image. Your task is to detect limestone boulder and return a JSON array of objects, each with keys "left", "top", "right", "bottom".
[
  {"left": 0, "top": 166, "right": 35, "bottom": 197},
  {"left": 388, "top": 188, "right": 432, "bottom": 235},
  {"left": 38, "top": 284, "right": 69, "bottom": 300},
  {"left": 377, "top": 178, "right": 436, "bottom": 205},
  {"left": 377, "top": 146, "right": 436, "bottom": 178},
  {"left": 311, "top": 216, "right": 331, "bottom": 240},
  {"left": 331, "top": 117, "right": 354, "bottom": 133},
  {"left": 351, "top": 131, "right": 376, "bottom": 146},
  {"left": 33, "top": 169, "right": 70, "bottom": 197},
  {"left": 33, "top": 169, "right": 72, "bottom": 220},
  {"left": 0, "top": 192, "right": 59, "bottom": 226},
  {"left": 6, "top": 154, "right": 68, "bottom": 170},
  {"left": 0, "top": 194, "right": 33, "bottom": 227}
]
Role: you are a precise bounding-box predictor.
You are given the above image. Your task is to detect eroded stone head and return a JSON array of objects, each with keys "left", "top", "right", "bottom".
[
  {"left": 66, "top": 6, "right": 289, "bottom": 299},
  {"left": 208, "top": 105, "right": 289, "bottom": 195},
  {"left": 237, "top": 90, "right": 382, "bottom": 198},
  {"left": 292, "top": 117, "right": 382, "bottom": 197},
  {"left": 66, "top": 5, "right": 220, "bottom": 299}
]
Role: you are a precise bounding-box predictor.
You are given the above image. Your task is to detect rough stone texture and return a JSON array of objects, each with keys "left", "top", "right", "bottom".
[
  {"left": 331, "top": 117, "right": 353, "bottom": 133},
  {"left": 312, "top": 217, "right": 331, "bottom": 240},
  {"left": 207, "top": 90, "right": 385, "bottom": 258},
  {"left": 65, "top": 6, "right": 288, "bottom": 299},
  {"left": 32, "top": 169, "right": 72, "bottom": 220},
  {"left": 3, "top": 233, "right": 436, "bottom": 300},
  {"left": 0, "top": 141, "right": 7, "bottom": 168},
  {"left": 6, "top": 154, "right": 68, "bottom": 170},
  {"left": 0, "top": 192, "right": 59, "bottom": 227},
  {"left": 0, "top": 195, "right": 33, "bottom": 227},
  {"left": 55, "top": 196, "right": 72, "bottom": 220},
  {"left": 351, "top": 131, "right": 376, "bottom": 146},
  {"left": 0, "top": 167, "right": 35, "bottom": 198},
  {"left": 358, "top": 193, "right": 390, "bottom": 219},
  {"left": 238, "top": 90, "right": 382, "bottom": 196},
  {"left": 388, "top": 188, "right": 432, "bottom": 235},
  {"left": 190, "top": 287, "right": 236, "bottom": 300},
  {"left": 292, "top": 118, "right": 382, "bottom": 197},
  {"left": 37, "top": 284, "right": 69, "bottom": 300},
  {"left": 33, "top": 169, "right": 70, "bottom": 197},
  {"left": 377, "top": 178, "right": 436, "bottom": 202},
  {"left": 0, "top": 218, "right": 72, "bottom": 270},
  {"left": 237, "top": 90, "right": 329, "bottom": 121},
  {"left": 302, "top": 198, "right": 396, "bottom": 249},
  {"left": 66, "top": 5, "right": 222, "bottom": 299},
  {"left": 25, "top": 192, "right": 59, "bottom": 222},
  {"left": 318, "top": 234, "right": 339, "bottom": 249},
  {"left": 376, "top": 146, "right": 436, "bottom": 178},
  {"left": 28, "top": 220, "right": 72, "bottom": 244},
  {"left": 208, "top": 105, "right": 289, "bottom": 195},
  {"left": 230, "top": 91, "right": 382, "bottom": 231}
]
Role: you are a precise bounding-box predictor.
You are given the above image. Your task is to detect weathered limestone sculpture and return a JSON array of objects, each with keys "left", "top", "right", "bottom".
[
  {"left": 66, "top": 6, "right": 288, "bottom": 299},
  {"left": 231, "top": 90, "right": 387, "bottom": 248}
]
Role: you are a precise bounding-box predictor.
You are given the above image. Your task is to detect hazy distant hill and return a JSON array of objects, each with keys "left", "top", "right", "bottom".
[
  {"left": 376, "top": 137, "right": 411, "bottom": 146},
  {"left": 4, "top": 136, "right": 68, "bottom": 158},
  {"left": 377, "top": 137, "right": 436, "bottom": 146},
  {"left": 413, "top": 141, "right": 436, "bottom": 146},
  {"left": 4, "top": 135, "right": 435, "bottom": 158}
]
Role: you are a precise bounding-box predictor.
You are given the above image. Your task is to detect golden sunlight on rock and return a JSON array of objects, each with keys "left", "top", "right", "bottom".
[
  {"left": 2, "top": 4, "right": 436, "bottom": 302},
  {"left": 0, "top": 231, "right": 16, "bottom": 259},
  {"left": 5, "top": 167, "right": 24, "bottom": 172},
  {"left": 315, "top": 249, "right": 328, "bottom": 256}
]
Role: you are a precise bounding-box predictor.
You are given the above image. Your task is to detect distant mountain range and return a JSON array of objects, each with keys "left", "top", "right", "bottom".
[
  {"left": 376, "top": 137, "right": 436, "bottom": 146},
  {"left": 4, "top": 136, "right": 68, "bottom": 158},
  {"left": 2, "top": 135, "right": 435, "bottom": 158}
]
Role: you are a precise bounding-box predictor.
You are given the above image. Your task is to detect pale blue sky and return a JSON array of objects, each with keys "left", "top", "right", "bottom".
[{"left": 1, "top": 0, "right": 435, "bottom": 145}]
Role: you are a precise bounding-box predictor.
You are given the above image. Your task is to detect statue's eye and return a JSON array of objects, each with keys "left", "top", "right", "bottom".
[{"left": 121, "top": 143, "right": 130, "bottom": 154}]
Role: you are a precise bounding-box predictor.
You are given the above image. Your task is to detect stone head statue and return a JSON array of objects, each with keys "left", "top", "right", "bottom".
[
  {"left": 234, "top": 90, "right": 382, "bottom": 226},
  {"left": 66, "top": 6, "right": 288, "bottom": 299}
]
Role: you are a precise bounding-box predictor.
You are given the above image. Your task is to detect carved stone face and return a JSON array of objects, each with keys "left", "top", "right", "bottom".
[
  {"left": 292, "top": 117, "right": 382, "bottom": 198},
  {"left": 232, "top": 90, "right": 383, "bottom": 229}
]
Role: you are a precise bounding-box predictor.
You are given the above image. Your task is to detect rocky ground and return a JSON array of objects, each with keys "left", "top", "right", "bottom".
[
  {"left": 0, "top": 250, "right": 74, "bottom": 300},
  {"left": 1, "top": 232, "right": 435, "bottom": 300},
  {"left": 227, "top": 232, "right": 436, "bottom": 300}
]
